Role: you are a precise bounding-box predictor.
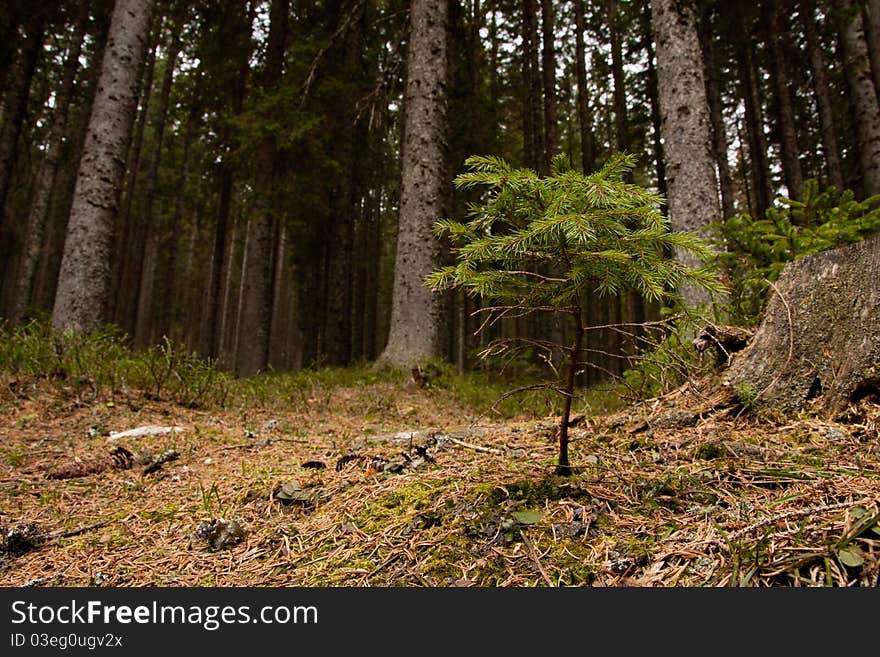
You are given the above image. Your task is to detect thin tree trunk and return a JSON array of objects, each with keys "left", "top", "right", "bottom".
[
  {"left": 522, "top": 0, "right": 543, "bottom": 171},
  {"left": 834, "top": 0, "right": 880, "bottom": 196},
  {"left": 608, "top": 0, "right": 629, "bottom": 154},
  {"left": 0, "top": 12, "right": 45, "bottom": 224},
  {"left": 767, "top": 0, "right": 805, "bottom": 201},
  {"left": 573, "top": 0, "right": 595, "bottom": 173},
  {"left": 52, "top": 0, "right": 156, "bottom": 334},
  {"left": 0, "top": 1, "right": 24, "bottom": 93},
  {"left": 862, "top": 0, "right": 880, "bottom": 95},
  {"left": 206, "top": 6, "right": 254, "bottom": 359},
  {"left": 33, "top": 8, "right": 112, "bottom": 316},
  {"left": 134, "top": 24, "right": 182, "bottom": 346},
  {"left": 111, "top": 17, "right": 160, "bottom": 329},
  {"left": 540, "top": 0, "right": 558, "bottom": 169},
  {"left": 698, "top": 3, "right": 734, "bottom": 218},
  {"left": 738, "top": 33, "right": 772, "bottom": 219},
  {"left": 802, "top": 0, "right": 846, "bottom": 190},
  {"left": 235, "top": 0, "right": 289, "bottom": 377},
  {"left": 645, "top": 15, "right": 666, "bottom": 201},
  {"left": 13, "top": 5, "right": 87, "bottom": 323}
]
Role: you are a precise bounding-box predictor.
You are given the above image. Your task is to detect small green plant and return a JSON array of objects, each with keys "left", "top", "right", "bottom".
[
  {"left": 713, "top": 179, "right": 880, "bottom": 325},
  {"left": 427, "top": 152, "right": 721, "bottom": 474}
]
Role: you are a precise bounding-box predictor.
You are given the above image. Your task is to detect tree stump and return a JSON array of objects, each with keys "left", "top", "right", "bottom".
[{"left": 723, "top": 236, "right": 880, "bottom": 417}]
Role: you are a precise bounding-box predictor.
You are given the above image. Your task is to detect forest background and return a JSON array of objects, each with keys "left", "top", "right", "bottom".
[{"left": 3, "top": 0, "right": 879, "bottom": 383}]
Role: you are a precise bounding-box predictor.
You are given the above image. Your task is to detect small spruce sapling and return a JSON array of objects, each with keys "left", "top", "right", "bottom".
[{"left": 426, "top": 153, "right": 721, "bottom": 475}]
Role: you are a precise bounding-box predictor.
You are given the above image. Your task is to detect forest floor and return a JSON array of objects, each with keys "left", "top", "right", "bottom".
[{"left": 1, "top": 367, "right": 879, "bottom": 587}]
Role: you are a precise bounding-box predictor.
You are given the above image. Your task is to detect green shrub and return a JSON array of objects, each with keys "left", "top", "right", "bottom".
[{"left": 713, "top": 180, "right": 880, "bottom": 325}]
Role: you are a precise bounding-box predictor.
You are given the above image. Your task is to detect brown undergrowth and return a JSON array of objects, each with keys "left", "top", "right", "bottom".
[{"left": 0, "top": 371, "right": 878, "bottom": 587}]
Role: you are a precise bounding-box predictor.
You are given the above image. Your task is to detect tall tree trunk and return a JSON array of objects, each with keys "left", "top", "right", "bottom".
[
  {"left": 0, "top": 0, "right": 25, "bottom": 94},
  {"left": 573, "top": 0, "right": 595, "bottom": 173},
  {"left": 134, "top": 23, "right": 182, "bottom": 346},
  {"left": 377, "top": 0, "right": 449, "bottom": 369},
  {"left": 235, "top": 0, "right": 289, "bottom": 377},
  {"left": 32, "top": 8, "right": 112, "bottom": 317},
  {"left": 539, "top": 0, "right": 558, "bottom": 169},
  {"left": 522, "top": 0, "right": 543, "bottom": 171},
  {"left": 607, "top": 0, "right": 629, "bottom": 154},
  {"left": 834, "top": 0, "right": 880, "bottom": 196},
  {"left": 802, "top": 0, "right": 846, "bottom": 190},
  {"left": 698, "top": 3, "right": 734, "bottom": 219},
  {"left": 644, "top": 12, "right": 666, "bottom": 201},
  {"left": 738, "top": 32, "right": 772, "bottom": 219},
  {"left": 206, "top": 5, "right": 254, "bottom": 359},
  {"left": 110, "top": 16, "right": 160, "bottom": 329},
  {"left": 767, "top": 0, "right": 805, "bottom": 201},
  {"left": 0, "top": 11, "right": 45, "bottom": 225},
  {"left": 862, "top": 0, "right": 880, "bottom": 95},
  {"left": 52, "top": 0, "right": 156, "bottom": 334},
  {"left": 12, "top": 5, "right": 87, "bottom": 323},
  {"left": 651, "top": 0, "right": 721, "bottom": 307}
]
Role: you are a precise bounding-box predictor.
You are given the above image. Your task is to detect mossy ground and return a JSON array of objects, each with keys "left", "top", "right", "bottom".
[{"left": 0, "top": 365, "right": 878, "bottom": 587}]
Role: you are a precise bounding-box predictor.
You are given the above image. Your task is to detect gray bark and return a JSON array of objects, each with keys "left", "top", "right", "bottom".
[
  {"left": 52, "top": 0, "right": 155, "bottom": 334},
  {"left": 725, "top": 236, "right": 880, "bottom": 417},
  {"left": 835, "top": 0, "right": 880, "bottom": 196},
  {"left": 801, "top": 0, "right": 846, "bottom": 190},
  {"left": 651, "top": 0, "right": 721, "bottom": 307},
  {"left": 13, "top": 8, "right": 86, "bottom": 322},
  {"left": 377, "top": 0, "right": 449, "bottom": 369}
]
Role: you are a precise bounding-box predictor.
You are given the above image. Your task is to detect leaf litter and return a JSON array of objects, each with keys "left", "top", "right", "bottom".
[{"left": 0, "top": 372, "right": 878, "bottom": 587}]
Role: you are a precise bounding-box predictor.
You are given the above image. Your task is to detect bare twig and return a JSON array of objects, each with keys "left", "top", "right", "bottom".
[
  {"left": 447, "top": 436, "right": 503, "bottom": 455},
  {"left": 521, "top": 531, "right": 555, "bottom": 587}
]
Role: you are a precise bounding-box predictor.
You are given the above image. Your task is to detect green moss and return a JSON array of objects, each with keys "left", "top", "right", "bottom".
[{"left": 695, "top": 442, "right": 726, "bottom": 460}]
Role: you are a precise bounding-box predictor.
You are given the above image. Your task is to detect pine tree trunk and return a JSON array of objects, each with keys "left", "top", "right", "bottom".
[
  {"left": 235, "top": 0, "right": 289, "bottom": 377},
  {"left": 651, "top": 0, "right": 721, "bottom": 307},
  {"left": 12, "top": 6, "right": 87, "bottom": 322},
  {"left": 377, "top": 0, "right": 449, "bottom": 370},
  {"left": 698, "top": 4, "right": 735, "bottom": 219},
  {"left": 522, "top": 0, "right": 543, "bottom": 172},
  {"left": 32, "top": 8, "right": 111, "bottom": 316},
  {"left": 111, "top": 14, "right": 160, "bottom": 331},
  {"left": 0, "top": 11, "right": 44, "bottom": 225},
  {"left": 206, "top": 6, "right": 253, "bottom": 359},
  {"left": 0, "top": 1, "right": 24, "bottom": 93},
  {"left": 767, "top": 0, "right": 805, "bottom": 201},
  {"left": 52, "top": 0, "right": 156, "bottom": 334},
  {"left": 133, "top": 24, "right": 182, "bottom": 346},
  {"left": 862, "top": 0, "right": 880, "bottom": 95},
  {"left": 834, "top": 0, "right": 880, "bottom": 196},
  {"left": 573, "top": 0, "right": 595, "bottom": 173},
  {"left": 643, "top": 8, "right": 666, "bottom": 201},
  {"left": 738, "top": 36, "right": 772, "bottom": 219},
  {"left": 540, "top": 0, "right": 558, "bottom": 169},
  {"left": 608, "top": 0, "right": 629, "bottom": 153},
  {"left": 801, "top": 0, "right": 846, "bottom": 191}
]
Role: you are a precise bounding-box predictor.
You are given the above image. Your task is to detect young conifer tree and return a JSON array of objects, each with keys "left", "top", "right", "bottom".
[{"left": 426, "top": 153, "right": 721, "bottom": 475}]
